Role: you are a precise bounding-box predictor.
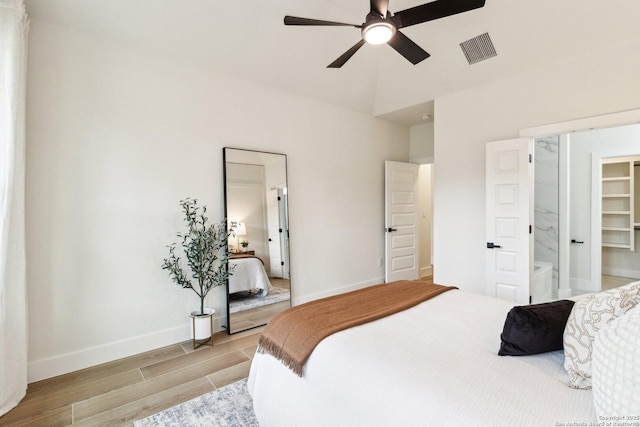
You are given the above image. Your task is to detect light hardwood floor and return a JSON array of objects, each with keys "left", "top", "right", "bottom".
[
  {"left": 2, "top": 276, "right": 433, "bottom": 426},
  {"left": 0, "top": 327, "right": 263, "bottom": 427},
  {"left": 601, "top": 274, "right": 637, "bottom": 291}
]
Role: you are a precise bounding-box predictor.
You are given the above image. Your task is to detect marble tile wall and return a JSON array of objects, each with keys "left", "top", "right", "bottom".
[{"left": 534, "top": 136, "right": 560, "bottom": 293}]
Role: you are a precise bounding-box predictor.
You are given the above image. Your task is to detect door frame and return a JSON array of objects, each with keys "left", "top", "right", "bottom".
[{"left": 520, "top": 107, "right": 640, "bottom": 295}]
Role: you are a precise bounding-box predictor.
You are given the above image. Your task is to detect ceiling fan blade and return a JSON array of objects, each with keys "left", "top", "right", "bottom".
[
  {"left": 327, "top": 40, "right": 366, "bottom": 68},
  {"left": 370, "top": 0, "right": 389, "bottom": 18},
  {"left": 387, "top": 31, "right": 430, "bottom": 65},
  {"left": 393, "top": 0, "right": 485, "bottom": 29},
  {"left": 284, "top": 16, "right": 360, "bottom": 27}
]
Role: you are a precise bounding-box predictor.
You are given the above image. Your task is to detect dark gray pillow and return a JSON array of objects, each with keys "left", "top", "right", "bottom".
[{"left": 498, "top": 299, "right": 575, "bottom": 356}]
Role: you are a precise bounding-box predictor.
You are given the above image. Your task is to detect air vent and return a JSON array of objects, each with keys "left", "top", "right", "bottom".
[{"left": 459, "top": 32, "right": 496, "bottom": 65}]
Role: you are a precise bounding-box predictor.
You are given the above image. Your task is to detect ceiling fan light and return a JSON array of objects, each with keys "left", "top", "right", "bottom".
[{"left": 363, "top": 22, "right": 395, "bottom": 45}]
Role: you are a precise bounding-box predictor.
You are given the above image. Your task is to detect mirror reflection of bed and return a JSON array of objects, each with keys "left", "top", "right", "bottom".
[
  {"left": 227, "top": 254, "right": 290, "bottom": 332},
  {"left": 223, "top": 147, "right": 292, "bottom": 334}
]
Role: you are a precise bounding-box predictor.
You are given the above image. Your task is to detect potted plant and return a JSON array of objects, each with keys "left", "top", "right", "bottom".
[
  {"left": 240, "top": 240, "right": 249, "bottom": 251},
  {"left": 162, "top": 198, "right": 236, "bottom": 347}
]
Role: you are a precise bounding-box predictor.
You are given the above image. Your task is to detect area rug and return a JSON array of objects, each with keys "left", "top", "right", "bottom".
[
  {"left": 134, "top": 378, "right": 258, "bottom": 427},
  {"left": 229, "top": 286, "right": 290, "bottom": 313}
]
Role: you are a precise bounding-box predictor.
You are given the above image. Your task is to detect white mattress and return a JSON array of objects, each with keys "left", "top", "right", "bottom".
[
  {"left": 228, "top": 258, "right": 271, "bottom": 295},
  {"left": 248, "top": 289, "right": 596, "bottom": 426}
]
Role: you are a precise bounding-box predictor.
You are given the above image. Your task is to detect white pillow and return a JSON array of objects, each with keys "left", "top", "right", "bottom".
[
  {"left": 592, "top": 307, "right": 640, "bottom": 417},
  {"left": 563, "top": 281, "right": 640, "bottom": 389}
]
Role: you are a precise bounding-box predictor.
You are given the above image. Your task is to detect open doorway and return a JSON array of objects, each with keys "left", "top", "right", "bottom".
[
  {"left": 409, "top": 119, "right": 435, "bottom": 282},
  {"left": 597, "top": 154, "right": 640, "bottom": 292},
  {"left": 532, "top": 136, "right": 560, "bottom": 302},
  {"left": 418, "top": 164, "right": 433, "bottom": 280},
  {"left": 533, "top": 124, "right": 640, "bottom": 299}
]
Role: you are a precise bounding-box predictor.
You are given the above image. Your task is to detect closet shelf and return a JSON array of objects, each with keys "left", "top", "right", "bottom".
[
  {"left": 601, "top": 157, "right": 639, "bottom": 251},
  {"left": 602, "top": 176, "right": 631, "bottom": 181},
  {"left": 602, "top": 243, "right": 632, "bottom": 249}
]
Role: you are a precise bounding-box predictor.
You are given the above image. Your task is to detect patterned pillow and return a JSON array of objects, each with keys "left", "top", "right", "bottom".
[
  {"left": 592, "top": 308, "right": 640, "bottom": 417},
  {"left": 563, "top": 281, "right": 640, "bottom": 389}
]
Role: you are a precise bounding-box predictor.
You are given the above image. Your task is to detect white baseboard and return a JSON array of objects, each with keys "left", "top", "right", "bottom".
[
  {"left": 292, "top": 277, "right": 384, "bottom": 306},
  {"left": 30, "top": 276, "right": 388, "bottom": 382},
  {"left": 559, "top": 287, "right": 597, "bottom": 299},
  {"left": 420, "top": 265, "right": 433, "bottom": 278},
  {"left": 601, "top": 266, "right": 640, "bottom": 280},
  {"left": 557, "top": 288, "right": 573, "bottom": 298},
  {"left": 570, "top": 277, "right": 598, "bottom": 293},
  {"left": 27, "top": 315, "right": 226, "bottom": 383}
]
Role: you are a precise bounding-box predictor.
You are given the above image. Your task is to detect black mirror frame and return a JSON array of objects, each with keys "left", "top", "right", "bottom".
[{"left": 222, "top": 147, "right": 291, "bottom": 334}]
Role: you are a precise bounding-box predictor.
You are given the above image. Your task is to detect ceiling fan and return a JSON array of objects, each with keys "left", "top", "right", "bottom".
[{"left": 284, "top": 0, "right": 486, "bottom": 68}]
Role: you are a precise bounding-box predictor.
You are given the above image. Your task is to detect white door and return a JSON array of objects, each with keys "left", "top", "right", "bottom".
[
  {"left": 485, "top": 138, "right": 533, "bottom": 304},
  {"left": 385, "top": 161, "right": 420, "bottom": 282}
]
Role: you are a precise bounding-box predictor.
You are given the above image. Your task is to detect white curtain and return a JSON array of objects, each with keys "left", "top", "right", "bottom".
[{"left": 0, "top": 0, "right": 28, "bottom": 416}]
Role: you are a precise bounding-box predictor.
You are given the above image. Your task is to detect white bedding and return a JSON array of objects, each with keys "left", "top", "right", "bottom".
[
  {"left": 248, "top": 289, "right": 596, "bottom": 426},
  {"left": 228, "top": 257, "right": 271, "bottom": 295}
]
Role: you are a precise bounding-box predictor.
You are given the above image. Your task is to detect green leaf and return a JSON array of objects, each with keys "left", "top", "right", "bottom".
[{"left": 162, "top": 198, "right": 235, "bottom": 308}]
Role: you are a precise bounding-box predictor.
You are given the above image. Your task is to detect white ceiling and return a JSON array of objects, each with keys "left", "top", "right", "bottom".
[{"left": 23, "top": 0, "right": 640, "bottom": 126}]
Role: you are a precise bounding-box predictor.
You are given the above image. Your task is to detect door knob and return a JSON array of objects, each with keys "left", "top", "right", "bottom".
[
  {"left": 387, "top": 228, "right": 398, "bottom": 232},
  {"left": 486, "top": 242, "right": 502, "bottom": 249}
]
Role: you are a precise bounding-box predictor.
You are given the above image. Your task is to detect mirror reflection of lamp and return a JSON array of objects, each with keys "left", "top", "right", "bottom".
[{"left": 234, "top": 222, "right": 246, "bottom": 253}]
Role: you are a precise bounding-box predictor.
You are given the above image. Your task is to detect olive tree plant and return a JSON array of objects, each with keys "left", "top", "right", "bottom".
[{"left": 162, "top": 198, "right": 236, "bottom": 315}]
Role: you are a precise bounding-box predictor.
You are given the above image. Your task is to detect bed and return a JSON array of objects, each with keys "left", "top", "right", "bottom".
[
  {"left": 247, "top": 287, "right": 597, "bottom": 426},
  {"left": 228, "top": 256, "right": 271, "bottom": 296}
]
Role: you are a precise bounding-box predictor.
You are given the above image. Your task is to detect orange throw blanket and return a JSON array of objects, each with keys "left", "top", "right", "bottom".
[{"left": 258, "top": 280, "right": 457, "bottom": 376}]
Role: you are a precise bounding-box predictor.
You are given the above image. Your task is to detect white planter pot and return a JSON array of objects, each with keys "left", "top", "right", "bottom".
[{"left": 190, "top": 308, "right": 215, "bottom": 342}]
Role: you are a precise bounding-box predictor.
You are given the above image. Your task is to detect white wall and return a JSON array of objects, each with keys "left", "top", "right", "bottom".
[
  {"left": 25, "top": 20, "right": 409, "bottom": 381},
  {"left": 225, "top": 163, "right": 268, "bottom": 260},
  {"left": 434, "top": 38, "right": 640, "bottom": 295},
  {"left": 410, "top": 122, "right": 434, "bottom": 163}
]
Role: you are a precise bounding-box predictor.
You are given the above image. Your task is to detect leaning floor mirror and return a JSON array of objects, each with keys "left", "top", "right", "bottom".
[{"left": 223, "top": 148, "right": 291, "bottom": 334}]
